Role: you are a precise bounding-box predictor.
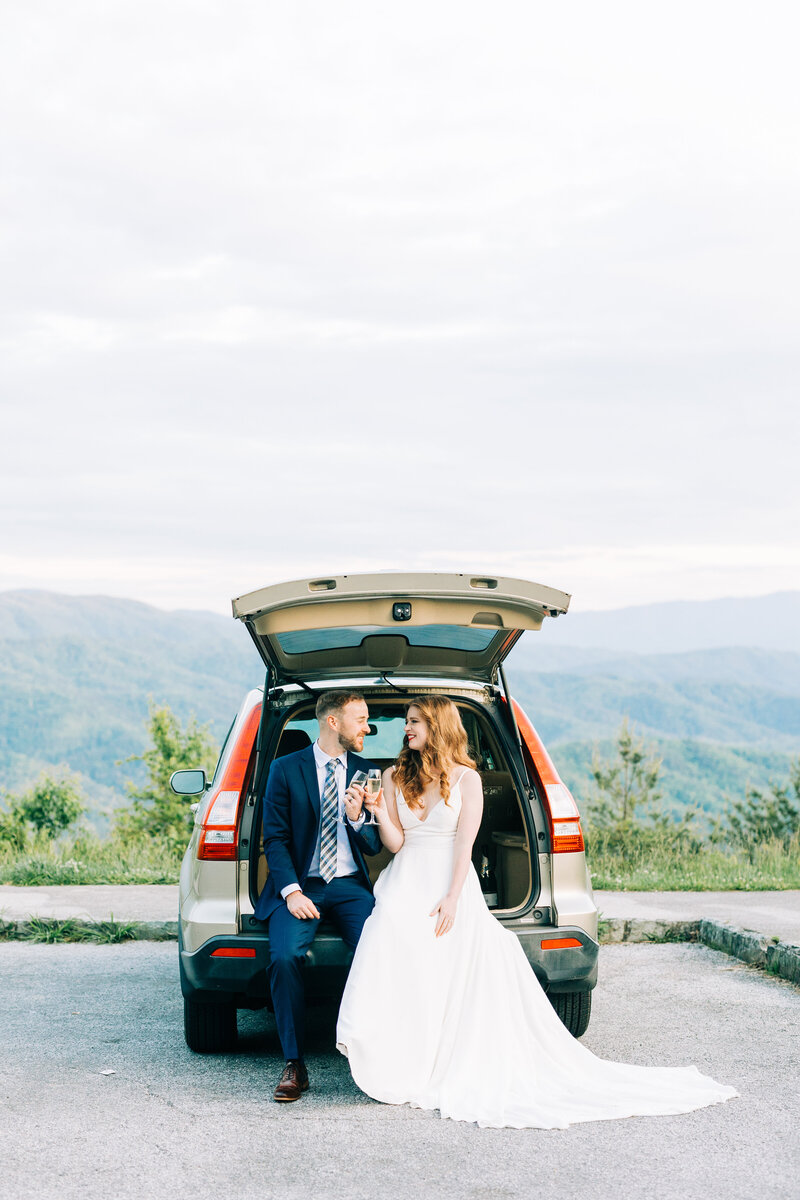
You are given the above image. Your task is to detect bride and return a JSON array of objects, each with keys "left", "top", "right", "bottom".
[{"left": 336, "top": 696, "right": 738, "bottom": 1129}]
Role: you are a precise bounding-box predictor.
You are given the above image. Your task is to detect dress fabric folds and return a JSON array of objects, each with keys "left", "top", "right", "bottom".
[{"left": 336, "top": 774, "right": 738, "bottom": 1129}]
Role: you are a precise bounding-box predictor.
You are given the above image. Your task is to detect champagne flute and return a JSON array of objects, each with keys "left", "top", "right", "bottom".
[
  {"left": 365, "top": 769, "right": 382, "bottom": 825},
  {"left": 345, "top": 771, "right": 368, "bottom": 823}
]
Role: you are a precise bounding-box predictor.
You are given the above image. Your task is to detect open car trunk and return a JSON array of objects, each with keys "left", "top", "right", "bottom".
[{"left": 249, "top": 690, "right": 538, "bottom": 919}]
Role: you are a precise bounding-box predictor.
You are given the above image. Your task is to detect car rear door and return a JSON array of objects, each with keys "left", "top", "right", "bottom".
[{"left": 231, "top": 571, "right": 570, "bottom": 687}]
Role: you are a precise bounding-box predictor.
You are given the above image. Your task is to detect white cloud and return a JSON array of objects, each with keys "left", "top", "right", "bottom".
[{"left": 1, "top": 0, "right": 799, "bottom": 613}]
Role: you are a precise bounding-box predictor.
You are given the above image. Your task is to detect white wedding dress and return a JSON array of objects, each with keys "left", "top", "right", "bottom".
[{"left": 336, "top": 771, "right": 738, "bottom": 1129}]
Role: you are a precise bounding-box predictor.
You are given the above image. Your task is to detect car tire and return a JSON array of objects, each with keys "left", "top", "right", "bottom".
[
  {"left": 184, "top": 997, "right": 238, "bottom": 1053},
  {"left": 549, "top": 989, "right": 592, "bottom": 1038}
]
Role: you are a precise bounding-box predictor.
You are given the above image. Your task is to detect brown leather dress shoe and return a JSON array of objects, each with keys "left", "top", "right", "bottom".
[{"left": 273, "top": 1060, "right": 310, "bottom": 1102}]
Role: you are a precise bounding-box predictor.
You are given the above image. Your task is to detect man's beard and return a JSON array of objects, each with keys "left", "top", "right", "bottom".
[{"left": 339, "top": 731, "right": 363, "bottom": 753}]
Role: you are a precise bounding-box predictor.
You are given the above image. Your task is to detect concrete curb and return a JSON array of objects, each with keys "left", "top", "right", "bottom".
[
  {"left": 599, "top": 918, "right": 700, "bottom": 944},
  {"left": 699, "top": 918, "right": 800, "bottom": 986},
  {"left": 4, "top": 914, "right": 799, "bottom": 988}
]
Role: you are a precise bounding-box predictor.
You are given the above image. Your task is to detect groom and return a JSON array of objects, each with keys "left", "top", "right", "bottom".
[{"left": 254, "top": 690, "right": 383, "bottom": 1102}]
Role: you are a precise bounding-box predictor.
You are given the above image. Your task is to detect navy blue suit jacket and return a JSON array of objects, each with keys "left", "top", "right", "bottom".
[{"left": 254, "top": 745, "right": 383, "bottom": 922}]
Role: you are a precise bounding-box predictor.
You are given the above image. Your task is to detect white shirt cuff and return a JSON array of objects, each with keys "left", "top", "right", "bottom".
[
  {"left": 281, "top": 883, "right": 302, "bottom": 899},
  {"left": 348, "top": 813, "right": 366, "bottom": 831}
]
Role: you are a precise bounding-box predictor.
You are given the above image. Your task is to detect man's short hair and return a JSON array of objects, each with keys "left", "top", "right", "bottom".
[{"left": 315, "top": 690, "right": 364, "bottom": 723}]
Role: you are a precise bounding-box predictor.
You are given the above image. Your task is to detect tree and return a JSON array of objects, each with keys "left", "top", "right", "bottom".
[
  {"left": 115, "top": 702, "right": 219, "bottom": 850},
  {"left": 0, "top": 771, "right": 86, "bottom": 847},
  {"left": 716, "top": 759, "right": 800, "bottom": 850},
  {"left": 589, "top": 719, "right": 663, "bottom": 829},
  {"left": 17, "top": 772, "right": 86, "bottom": 836}
]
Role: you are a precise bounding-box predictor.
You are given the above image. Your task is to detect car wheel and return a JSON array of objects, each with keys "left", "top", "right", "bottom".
[
  {"left": 549, "top": 989, "right": 592, "bottom": 1038},
  {"left": 184, "top": 997, "right": 238, "bottom": 1053}
]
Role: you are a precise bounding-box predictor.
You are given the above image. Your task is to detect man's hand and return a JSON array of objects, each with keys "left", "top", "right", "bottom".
[
  {"left": 344, "top": 781, "right": 366, "bottom": 822},
  {"left": 286, "top": 891, "right": 321, "bottom": 920}
]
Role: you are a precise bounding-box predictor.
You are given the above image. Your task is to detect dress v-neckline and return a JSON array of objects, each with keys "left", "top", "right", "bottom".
[
  {"left": 412, "top": 797, "right": 444, "bottom": 825},
  {"left": 401, "top": 770, "right": 467, "bottom": 824}
]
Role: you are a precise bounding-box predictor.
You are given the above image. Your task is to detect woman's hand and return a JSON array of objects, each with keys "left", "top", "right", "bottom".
[
  {"left": 344, "top": 781, "right": 366, "bottom": 822},
  {"left": 363, "top": 786, "right": 385, "bottom": 821},
  {"left": 430, "top": 894, "right": 458, "bottom": 937}
]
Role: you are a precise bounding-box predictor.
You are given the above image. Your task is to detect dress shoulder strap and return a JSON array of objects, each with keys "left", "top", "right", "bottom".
[{"left": 453, "top": 767, "right": 473, "bottom": 788}]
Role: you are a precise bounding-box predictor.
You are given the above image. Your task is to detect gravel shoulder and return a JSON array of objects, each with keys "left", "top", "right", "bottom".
[{"left": 2, "top": 941, "right": 798, "bottom": 1200}]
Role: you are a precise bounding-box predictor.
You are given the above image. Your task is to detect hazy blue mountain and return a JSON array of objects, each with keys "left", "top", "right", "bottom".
[
  {"left": 505, "top": 666, "right": 800, "bottom": 749},
  {"left": 0, "top": 590, "right": 264, "bottom": 819},
  {"left": 552, "top": 737, "right": 796, "bottom": 820},
  {"left": 529, "top": 591, "right": 800, "bottom": 654},
  {"left": 507, "top": 643, "right": 800, "bottom": 692},
  {"left": 0, "top": 589, "right": 797, "bottom": 825},
  {"left": 0, "top": 589, "right": 248, "bottom": 648}
]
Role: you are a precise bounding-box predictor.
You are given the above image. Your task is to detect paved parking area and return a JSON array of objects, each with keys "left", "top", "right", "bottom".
[{"left": 2, "top": 941, "right": 798, "bottom": 1200}]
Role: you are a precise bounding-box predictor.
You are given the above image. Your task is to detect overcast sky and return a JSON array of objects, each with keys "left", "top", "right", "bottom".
[{"left": 2, "top": 1, "right": 799, "bottom": 616}]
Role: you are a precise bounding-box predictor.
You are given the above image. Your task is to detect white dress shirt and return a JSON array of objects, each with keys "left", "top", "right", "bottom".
[{"left": 281, "top": 742, "right": 367, "bottom": 900}]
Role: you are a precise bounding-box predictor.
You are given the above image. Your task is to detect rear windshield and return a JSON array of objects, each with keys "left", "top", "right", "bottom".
[{"left": 276, "top": 625, "right": 499, "bottom": 654}]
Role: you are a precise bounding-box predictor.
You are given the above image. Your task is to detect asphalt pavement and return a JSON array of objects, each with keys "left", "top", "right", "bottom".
[{"left": 2, "top": 940, "right": 798, "bottom": 1200}]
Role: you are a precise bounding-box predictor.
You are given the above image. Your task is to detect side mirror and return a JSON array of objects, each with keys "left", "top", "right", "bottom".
[{"left": 170, "top": 769, "right": 208, "bottom": 796}]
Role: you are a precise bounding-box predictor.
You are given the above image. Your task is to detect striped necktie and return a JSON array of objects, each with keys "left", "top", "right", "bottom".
[{"left": 319, "top": 759, "right": 339, "bottom": 883}]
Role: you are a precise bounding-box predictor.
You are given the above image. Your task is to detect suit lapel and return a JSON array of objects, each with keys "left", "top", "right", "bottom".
[
  {"left": 344, "top": 754, "right": 367, "bottom": 874},
  {"left": 298, "top": 745, "right": 320, "bottom": 819}
]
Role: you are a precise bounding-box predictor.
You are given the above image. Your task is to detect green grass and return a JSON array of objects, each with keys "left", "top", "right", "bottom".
[
  {"left": 0, "top": 832, "right": 182, "bottom": 886},
  {"left": 587, "top": 830, "right": 800, "bottom": 891},
  {"left": 1, "top": 827, "right": 797, "bottom": 892},
  {"left": 0, "top": 915, "right": 140, "bottom": 943}
]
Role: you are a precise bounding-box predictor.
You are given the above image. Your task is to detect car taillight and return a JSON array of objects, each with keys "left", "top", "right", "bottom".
[
  {"left": 197, "top": 702, "right": 262, "bottom": 861},
  {"left": 198, "top": 790, "right": 241, "bottom": 860},
  {"left": 543, "top": 783, "right": 586, "bottom": 854}
]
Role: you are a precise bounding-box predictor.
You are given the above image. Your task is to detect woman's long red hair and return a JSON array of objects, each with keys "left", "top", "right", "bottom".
[{"left": 393, "top": 696, "right": 476, "bottom": 808}]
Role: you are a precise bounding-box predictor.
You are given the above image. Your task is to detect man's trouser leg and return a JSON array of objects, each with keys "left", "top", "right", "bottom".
[{"left": 267, "top": 901, "right": 319, "bottom": 1062}]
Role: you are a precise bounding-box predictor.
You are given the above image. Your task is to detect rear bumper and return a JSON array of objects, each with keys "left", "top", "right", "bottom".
[
  {"left": 506, "top": 922, "right": 598, "bottom": 993},
  {"left": 179, "top": 922, "right": 598, "bottom": 1004}
]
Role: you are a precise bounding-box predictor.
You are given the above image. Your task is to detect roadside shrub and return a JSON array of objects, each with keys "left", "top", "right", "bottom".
[
  {"left": 114, "top": 701, "right": 218, "bottom": 852},
  {"left": 0, "top": 770, "right": 86, "bottom": 851},
  {"left": 713, "top": 759, "right": 800, "bottom": 857}
]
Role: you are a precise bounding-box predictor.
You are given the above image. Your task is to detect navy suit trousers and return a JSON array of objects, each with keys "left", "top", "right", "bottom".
[{"left": 267, "top": 874, "right": 375, "bottom": 1062}]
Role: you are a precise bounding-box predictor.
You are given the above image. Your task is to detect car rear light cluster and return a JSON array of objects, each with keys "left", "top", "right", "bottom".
[
  {"left": 543, "top": 783, "right": 585, "bottom": 853},
  {"left": 197, "top": 702, "right": 262, "bottom": 861},
  {"left": 198, "top": 789, "right": 241, "bottom": 859}
]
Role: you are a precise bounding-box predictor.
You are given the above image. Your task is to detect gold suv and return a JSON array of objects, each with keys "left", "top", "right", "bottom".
[{"left": 173, "top": 572, "right": 599, "bottom": 1053}]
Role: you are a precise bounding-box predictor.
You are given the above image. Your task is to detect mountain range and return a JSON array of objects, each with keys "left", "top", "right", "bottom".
[
  {"left": 0, "top": 588, "right": 797, "bottom": 825},
  {"left": 533, "top": 590, "right": 800, "bottom": 654}
]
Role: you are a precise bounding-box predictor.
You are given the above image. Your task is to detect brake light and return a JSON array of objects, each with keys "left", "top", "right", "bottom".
[
  {"left": 545, "top": 785, "right": 585, "bottom": 854},
  {"left": 197, "top": 702, "right": 262, "bottom": 861},
  {"left": 210, "top": 947, "right": 256, "bottom": 958},
  {"left": 541, "top": 937, "right": 583, "bottom": 950}
]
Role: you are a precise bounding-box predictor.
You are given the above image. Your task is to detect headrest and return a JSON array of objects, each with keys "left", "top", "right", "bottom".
[{"left": 275, "top": 728, "right": 312, "bottom": 758}]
